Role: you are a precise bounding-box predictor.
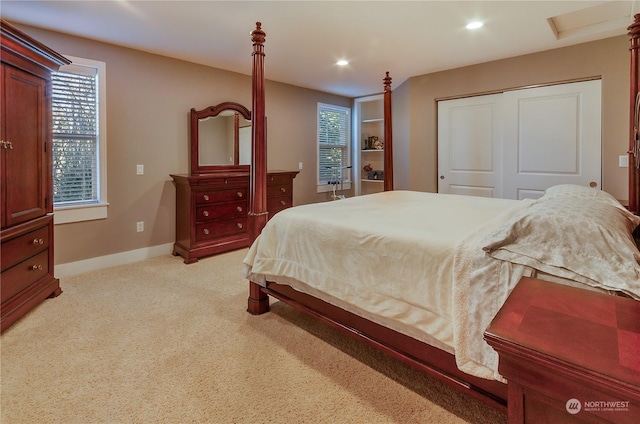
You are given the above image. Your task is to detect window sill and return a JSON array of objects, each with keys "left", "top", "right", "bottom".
[
  {"left": 317, "top": 181, "right": 352, "bottom": 193},
  {"left": 54, "top": 202, "right": 109, "bottom": 224}
]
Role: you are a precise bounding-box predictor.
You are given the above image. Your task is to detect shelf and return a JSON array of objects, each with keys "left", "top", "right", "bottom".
[{"left": 354, "top": 94, "right": 385, "bottom": 197}]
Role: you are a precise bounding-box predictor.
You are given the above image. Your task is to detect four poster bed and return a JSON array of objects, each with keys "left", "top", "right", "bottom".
[{"left": 243, "top": 20, "right": 640, "bottom": 414}]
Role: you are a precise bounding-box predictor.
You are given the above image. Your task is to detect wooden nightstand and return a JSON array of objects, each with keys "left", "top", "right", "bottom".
[{"left": 484, "top": 277, "right": 640, "bottom": 423}]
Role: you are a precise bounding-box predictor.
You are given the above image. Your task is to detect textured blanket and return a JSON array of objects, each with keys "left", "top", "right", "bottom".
[{"left": 243, "top": 190, "right": 527, "bottom": 379}]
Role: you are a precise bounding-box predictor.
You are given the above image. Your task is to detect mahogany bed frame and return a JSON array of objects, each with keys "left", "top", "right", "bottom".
[{"left": 244, "top": 17, "right": 640, "bottom": 414}]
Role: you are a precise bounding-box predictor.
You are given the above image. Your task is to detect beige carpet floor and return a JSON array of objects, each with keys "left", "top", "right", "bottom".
[{"left": 1, "top": 248, "right": 506, "bottom": 424}]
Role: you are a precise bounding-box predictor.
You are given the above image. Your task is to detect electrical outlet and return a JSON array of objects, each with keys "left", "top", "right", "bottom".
[
  {"left": 136, "top": 221, "right": 144, "bottom": 232},
  {"left": 136, "top": 164, "right": 144, "bottom": 175},
  {"left": 619, "top": 155, "right": 629, "bottom": 168}
]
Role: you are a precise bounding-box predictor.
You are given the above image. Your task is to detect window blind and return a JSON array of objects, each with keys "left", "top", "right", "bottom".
[
  {"left": 52, "top": 67, "right": 99, "bottom": 205},
  {"left": 318, "top": 104, "right": 350, "bottom": 184}
]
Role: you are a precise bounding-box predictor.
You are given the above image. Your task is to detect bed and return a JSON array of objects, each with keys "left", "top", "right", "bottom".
[{"left": 242, "top": 21, "right": 640, "bottom": 412}]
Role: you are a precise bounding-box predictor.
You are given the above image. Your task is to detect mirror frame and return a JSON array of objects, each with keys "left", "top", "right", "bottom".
[{"left": 190, "top": 101, "right": 252, "bottom": 174}]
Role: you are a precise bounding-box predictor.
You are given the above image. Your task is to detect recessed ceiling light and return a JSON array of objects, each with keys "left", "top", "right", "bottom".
[
  {"left": 336, "top": 60, "right": 349, "bottom": 66},
  {"left": 466, "top": 21, "right": 484, "bottom": 30}
]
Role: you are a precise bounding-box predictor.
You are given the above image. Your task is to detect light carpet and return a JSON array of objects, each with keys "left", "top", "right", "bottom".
[{"left": 0, "top": 248, "right": 506, "bottom": 423}]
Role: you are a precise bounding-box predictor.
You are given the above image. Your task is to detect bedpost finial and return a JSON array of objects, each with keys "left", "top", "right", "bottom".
[
  {"left": 629, "top": 14, "right": 640, "bottom": 37},
  {"left": 384, "top": 72, "right": 392, "bottom": 91},
  {"left": 251, "top": 22, "right": 266, "bottom": 43}
]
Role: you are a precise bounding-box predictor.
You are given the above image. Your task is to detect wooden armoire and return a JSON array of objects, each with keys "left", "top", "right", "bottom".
[{"left": 0, "top": 20, "right": 71, "bottom": 332}]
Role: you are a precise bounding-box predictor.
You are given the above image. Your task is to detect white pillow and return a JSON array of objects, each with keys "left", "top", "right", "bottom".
[
  {"left": 544, "top": 184, "right": 630, "bottom": 210},
  {"left": 481, "top": 193, "right": 640, "bottom": 299}
]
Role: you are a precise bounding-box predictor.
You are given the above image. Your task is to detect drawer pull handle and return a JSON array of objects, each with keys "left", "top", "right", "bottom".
[
  {"left": 1, "top": 140, "right": 14, "bottom": 149},
  {"left": 236, "top": 206, "right": 243, "bottom": 212},
  {"left": 236, "top": 223, "right": 243, "bottom": 229},
  {"left": 203, "top": 211, "right": 209, "bottom": 217},
  {"left": 32, "top": 238, "right": 44, "bottom": 245},
  {"left": 280, "top": 187, "right": 286, "bottom": 193},
  {"left": 237, "top": 192, "right": 243, "bottom": 198},
  {"left": 225, "top": 179, "right": 228, "bottom": 184},
  {"left": 203, "top": 194, "right": 210, "bottom": 201},
  {"left": 31, "top": 264, "right": 43, "bottom": 271},
  {"left": 280, "top": 200, "right": 286, "bottom": 206},
  {"left": 203, "top": 229, "right": 210, "bottom": 235}
]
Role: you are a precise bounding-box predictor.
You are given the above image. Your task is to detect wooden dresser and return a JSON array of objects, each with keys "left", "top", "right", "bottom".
[
  {"left": 170, "top": 170, "right": 298, "bottom": 263},
  {"left": 0, "top": 20, "right": 70, "bottom": 332},
  {"left": 485, "top": 277, "right": 640, "bottom": 424}
]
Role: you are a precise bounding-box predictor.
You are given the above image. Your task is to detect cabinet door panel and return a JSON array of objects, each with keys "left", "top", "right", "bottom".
[
  {"left": 1, "top": 64, "right": 5, "bottom": 229},
  {"left": 3, "top": 65, "right": 47, "bottom": 228}
]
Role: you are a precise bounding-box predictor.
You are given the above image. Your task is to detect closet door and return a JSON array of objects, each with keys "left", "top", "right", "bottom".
[
  {"left": 437, "top": 80, "right": 601, "bottom": 200},
  {"left": 502, "top": 80, "right": 601, "bottom": 199},
  {"left": 437, "top": 94, "right": 503, "bottom": 197}
]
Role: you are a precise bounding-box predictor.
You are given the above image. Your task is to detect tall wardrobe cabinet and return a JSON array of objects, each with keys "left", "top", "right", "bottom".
[{"left": 0, "top": 20, "right": 70, "bottom": 332}]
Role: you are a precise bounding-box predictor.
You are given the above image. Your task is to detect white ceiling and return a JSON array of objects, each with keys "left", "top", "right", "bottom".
[{"left": 1, "top": 1, "right": 637, "bottom": 98}]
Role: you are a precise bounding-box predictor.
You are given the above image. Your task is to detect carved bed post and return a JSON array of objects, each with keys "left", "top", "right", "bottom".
[
  {"left": 249, "top": 22, "right": 268, "bottom": 241},
  {"left": 383, "top": 72, "right": 394, "bottom": 191},
  {"left": 628, "top": 14, "right": 640, "bottom": 213},
  {"left": 247, "top": 22, "right": 270, "bottom": 315}
]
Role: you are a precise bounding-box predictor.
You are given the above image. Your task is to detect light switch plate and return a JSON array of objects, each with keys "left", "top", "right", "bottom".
[{"left": 619, "top": 155, "right": 629, "bottom": 168}]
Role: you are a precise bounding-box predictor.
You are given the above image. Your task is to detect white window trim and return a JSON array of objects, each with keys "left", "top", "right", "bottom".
[
  {"left": 53, "top": 55, "right": 108, "bottom": 224},
  {"left": 317, "top": 181, "right": 352, "bottom": 193},
  {"left": 317, "top": 102, "right": 352, "bottom": 193}
]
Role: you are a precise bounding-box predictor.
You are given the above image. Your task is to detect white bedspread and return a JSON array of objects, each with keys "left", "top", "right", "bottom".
[
  {"left": 452, "top": 203, "right": 534, "bottom": 381},
  {"left": 243, "top": 190, "right": 531, "bottom": 380}
]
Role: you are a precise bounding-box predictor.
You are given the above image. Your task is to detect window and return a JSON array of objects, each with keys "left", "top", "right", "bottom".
[
  {"left": 317, "top": 103, "right": 351, "bottom": 192},
  {"left": 51, "top": 56, "right": 107, "bottom": 223}
]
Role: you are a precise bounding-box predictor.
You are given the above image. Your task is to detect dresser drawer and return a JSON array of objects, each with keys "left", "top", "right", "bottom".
[
  {"left": 196, "top": 218, "right": 248, "bottom": 242},
  {"left": 197, "top": 175, "right": 249, "bottom": 187},
  {"left": 196, "top": 200, "right": 247, "bottom": 222},
  {"left": 267, "top": 183, "right": 290, "bottom": 198},
  {"left": 1, "top": 225, "right": 49, "bottom": 272},
  {"left": 1, "top": 250, "right": 50, "bottom": 303},
  {"left": 267, "top": 173, "right": 293, "bottom": 186},
  {"left": 267, "top": 196, "right": 292, "bottom": 215},
  {"left": 196, "top": 188, "right": 247, "bottom": 205}
]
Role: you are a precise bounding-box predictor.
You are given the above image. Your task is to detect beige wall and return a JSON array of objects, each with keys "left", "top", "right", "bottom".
[
  {"left": 17, "top": 24, "right": 350, "bottom": 266},
  {"left": 392, "top": 35, "right": 629, "bottom": 202}
]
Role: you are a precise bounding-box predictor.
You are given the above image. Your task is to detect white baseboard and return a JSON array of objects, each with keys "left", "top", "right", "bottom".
[{"left": 55, "top": 243, "right": 174, "bottom": 278}]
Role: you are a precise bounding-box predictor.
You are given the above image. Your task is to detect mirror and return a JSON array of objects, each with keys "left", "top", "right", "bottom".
[{"left": 190, "top": 102, "right": 252, "bottom": 174}]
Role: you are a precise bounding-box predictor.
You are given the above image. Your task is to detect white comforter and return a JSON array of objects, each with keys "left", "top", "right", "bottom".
[{"left": 243, "top": 190, "right": 536, "bottom": 381}]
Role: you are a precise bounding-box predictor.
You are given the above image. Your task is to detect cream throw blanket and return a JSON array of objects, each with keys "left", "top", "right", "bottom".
[{"left": 452, "top": 199, "right": 534, "bottom": 381}]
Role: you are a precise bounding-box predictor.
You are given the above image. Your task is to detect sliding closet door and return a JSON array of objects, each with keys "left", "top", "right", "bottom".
[
  {"left": 437, "top": 94, "right": 503, "bottom": 197},
  {"left": 502, "top": 80, "right": 601, "bottom": 199},
  {"left": 437, "top": 80, "right": 601, "bottom": 200}
]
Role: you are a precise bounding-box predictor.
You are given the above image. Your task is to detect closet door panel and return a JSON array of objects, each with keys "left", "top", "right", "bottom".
[
  {"left": 437, "top": 80, "right": 601, "bottom": 200},
  {"left": 437, "top": 94, "right": 503, "bottom": 198},
  {"left": 502, "top": 80, "right": 601, "bottom": 200}
]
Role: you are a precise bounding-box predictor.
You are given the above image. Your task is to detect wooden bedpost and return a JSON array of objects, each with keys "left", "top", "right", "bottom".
[
  {"left": 247, "top": 22, "right": 271, "bottom": 315},
  {"left": 628, "top": 14, "right": 640, "bottom": 213},
  {"left": 249, "top": 22, "right": 268, "bottom": 241},
  {"left": 383, "top": 72, "right": 394, "bottom": 191}
]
